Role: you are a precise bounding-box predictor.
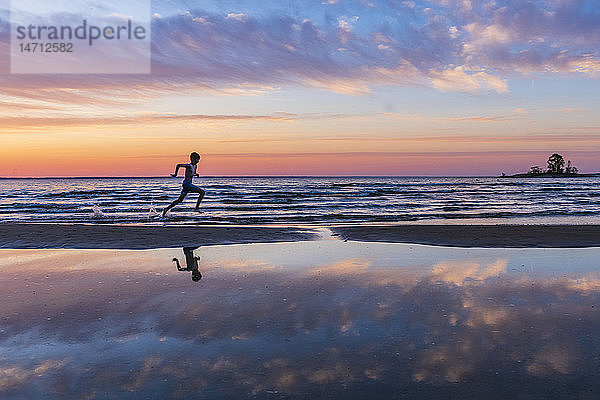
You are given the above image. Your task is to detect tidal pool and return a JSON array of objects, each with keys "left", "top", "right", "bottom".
[{"left": 1, "top": 241, "right": 600, "bottom": 399}]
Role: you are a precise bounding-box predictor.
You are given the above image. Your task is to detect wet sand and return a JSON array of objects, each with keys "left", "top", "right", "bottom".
[
  {"left": 2, "top": 242, "right": 600, "bottom": 399},
  {"left": 2, "top": 223, "right": 600, "bottom": 249},
  {"left": 332, "top": 224, "right": 600, "bottom": 247},
  {"left": 0, "top": 223, "right": 317, "bottom": 249}
]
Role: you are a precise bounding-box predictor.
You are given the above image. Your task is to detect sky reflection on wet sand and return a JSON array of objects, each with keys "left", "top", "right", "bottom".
[{"left": 2, "top": 241, "right": 600, "bottom": 399}]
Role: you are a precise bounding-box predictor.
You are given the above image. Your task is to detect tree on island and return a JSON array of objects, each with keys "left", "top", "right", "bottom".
[
  {"left": 507, "top": 153, "right": 583, "bottom": 177},
  {"left": 528, "top": 166, "right": 543, "bottom": 175},
  {"left": 547, "top": 153, "right": 565, "bottom": 174},
  {"left": 565, "top": 160, "right": 579, "bottom": 175}
]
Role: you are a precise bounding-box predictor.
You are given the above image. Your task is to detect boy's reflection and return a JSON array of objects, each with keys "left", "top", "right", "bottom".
[{"left": 173, "top": 247, "right": 202, "bottom": 281}]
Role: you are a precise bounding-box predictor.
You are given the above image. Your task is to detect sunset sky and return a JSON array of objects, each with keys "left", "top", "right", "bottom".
[{"left": 1, "top": 0, "right": 600, "bottom": 176}]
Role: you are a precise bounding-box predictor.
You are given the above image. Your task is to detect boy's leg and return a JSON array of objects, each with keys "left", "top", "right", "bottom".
[
  {"left": 194, "top": 188, "right": 205, "bottom": 210},
  {"left": 163, "top": 192, "right": 187, "bottom": 216}
]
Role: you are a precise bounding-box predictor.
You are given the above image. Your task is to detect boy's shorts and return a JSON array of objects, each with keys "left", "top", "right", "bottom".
[{"left": 181, "top": 181, "right": 204, "bottom": 194}]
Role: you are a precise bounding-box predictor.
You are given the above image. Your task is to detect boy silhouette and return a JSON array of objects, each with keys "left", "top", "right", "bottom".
[
  {"left": 163, "top": 152, "right": 205, "bottom": 217},
  {"left": 172, "top": 247, "right": 202, "bottom": 282}
]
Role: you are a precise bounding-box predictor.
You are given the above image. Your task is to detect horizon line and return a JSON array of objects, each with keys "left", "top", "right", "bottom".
[
  {"left": 2, "top": 174, "right": 600, "bottom": 179},
  {"left": 1, "top": 175, "right": 502, "bottom": 179}
]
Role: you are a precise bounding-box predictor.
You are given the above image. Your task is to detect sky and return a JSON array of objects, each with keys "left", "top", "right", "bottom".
[{"left": 1, "top": 0, "right": 600, "bottom": 176}]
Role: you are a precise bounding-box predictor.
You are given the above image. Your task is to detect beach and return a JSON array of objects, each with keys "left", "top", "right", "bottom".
[
  {"left": 3, "top": 219, "right": 600, "bottom": 399},
  {"left": 0, "top": 223, "right": 318, "bottom": 249},
  {"left": 4, "top": 0, "right": 600, "bottom": 395},
  {"left": 2, "top": 180, "right": 600, "bottom": 399},
  {"left": 332, "top": 224, "right": 600, "bottom": 248},
  {"left": 2, "top": 222, "right": 600, "bottom": 249}
]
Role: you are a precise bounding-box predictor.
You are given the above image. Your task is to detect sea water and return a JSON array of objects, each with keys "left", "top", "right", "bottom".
[
  {"left": 1, "top": 176, "right": 600, "bottom": 225},
  {"left": 2, "top": 242, "right": 600, "bottom": 398}
]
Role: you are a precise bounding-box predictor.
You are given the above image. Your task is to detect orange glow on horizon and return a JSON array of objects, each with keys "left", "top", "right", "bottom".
[
  {"left": 2, "top": 151, "right": 599, "bottom": 177},
  {"left": 2, "top": 105, "right": 600, "bottom": 177}
]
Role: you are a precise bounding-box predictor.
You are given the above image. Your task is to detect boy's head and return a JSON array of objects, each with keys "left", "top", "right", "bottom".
[
  {"left": 192, "top": 269, "right": 202, "bottom": 282},
  {"left": 190, "top": 152, "right": 201, "bottom": 164}
]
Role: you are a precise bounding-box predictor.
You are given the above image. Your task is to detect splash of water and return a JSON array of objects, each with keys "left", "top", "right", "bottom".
[
  {"left": 91, "top": 204, "right": 105, "bottom": 219},
  {"left": 148, "top": 203, "right": 160, "bottom": 219}
]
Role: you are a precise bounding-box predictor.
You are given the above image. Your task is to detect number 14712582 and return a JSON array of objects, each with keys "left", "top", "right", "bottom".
[{"left": 19, "top": 42, "right": 73, "bottom": 53}]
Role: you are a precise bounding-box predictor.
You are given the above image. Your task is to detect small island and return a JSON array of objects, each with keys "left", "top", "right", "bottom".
[{"left": 501, "top": 153, "right": 599, "bottom": 178}]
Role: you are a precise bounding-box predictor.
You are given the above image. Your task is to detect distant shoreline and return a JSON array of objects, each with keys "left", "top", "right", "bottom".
[
  {"left": 2, "top": 223, "right": 600, "bottom": 249},
  {"left": 1, "top": 174, "right": 599, "bottom": 179},
  {"left": 501, "top": 173, "right": 600, "bottom": 178}
]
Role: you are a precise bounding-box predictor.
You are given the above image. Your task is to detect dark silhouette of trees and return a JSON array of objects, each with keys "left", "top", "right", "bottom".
[
  {"left": 565, "top": 160, "right": 579, "bottom": 175},
  {"left": 529, "top": 166, "right": 542, "bottom": 175},
  {"left": 506, "top": 153, "right": 582, "bottom": 177},
  {"left": 547, "top": 153, "right": 565, "bottom": 174}
]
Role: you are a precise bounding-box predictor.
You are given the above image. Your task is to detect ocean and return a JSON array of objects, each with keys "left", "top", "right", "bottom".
[{"left": 1, "top": 176, "right": 600, "bottom": 225}]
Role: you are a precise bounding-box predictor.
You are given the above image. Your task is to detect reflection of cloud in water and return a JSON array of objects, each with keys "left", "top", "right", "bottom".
[
  {"left": 527, "top": 345, "right": 577, "bottom": 376},
  {"left": 0, "top": 360, "right": 67, "bottom": 392},
  {"left": 1, "top": 246, "right": 600, "bottom": 398},
  {"left": 563, "top": 276, "right": 600, "bottom": 293},
  {"left": 432, "top": 259, "right": 507, "bottom": 285},
  {"left": 311, "top": 258, "right": 371, "bottom": 274}
]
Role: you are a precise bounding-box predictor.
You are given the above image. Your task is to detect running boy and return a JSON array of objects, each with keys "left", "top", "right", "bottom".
[{"left": 162, "top": 152, "right": 205, "bottom": 217}]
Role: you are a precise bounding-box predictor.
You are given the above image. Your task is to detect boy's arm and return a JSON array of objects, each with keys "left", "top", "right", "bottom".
[
  {"left": 172, "top": 257, "right": 186, "bottom": 270},
  {"left": 170, "top": 164, "right": 188, "bottom": 177}
]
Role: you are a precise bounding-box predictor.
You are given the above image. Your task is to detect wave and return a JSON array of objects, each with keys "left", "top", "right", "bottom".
[{"left": 2, "top": 176, "right": 600, "bottom": 225}]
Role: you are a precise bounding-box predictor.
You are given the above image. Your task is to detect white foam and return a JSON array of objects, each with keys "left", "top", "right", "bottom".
[
  {"left": 91, "top": 204, "right": 105, "bottom": 219},
  {"left": 148, "top": 203, "right": 160, "bottom": 219}
]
